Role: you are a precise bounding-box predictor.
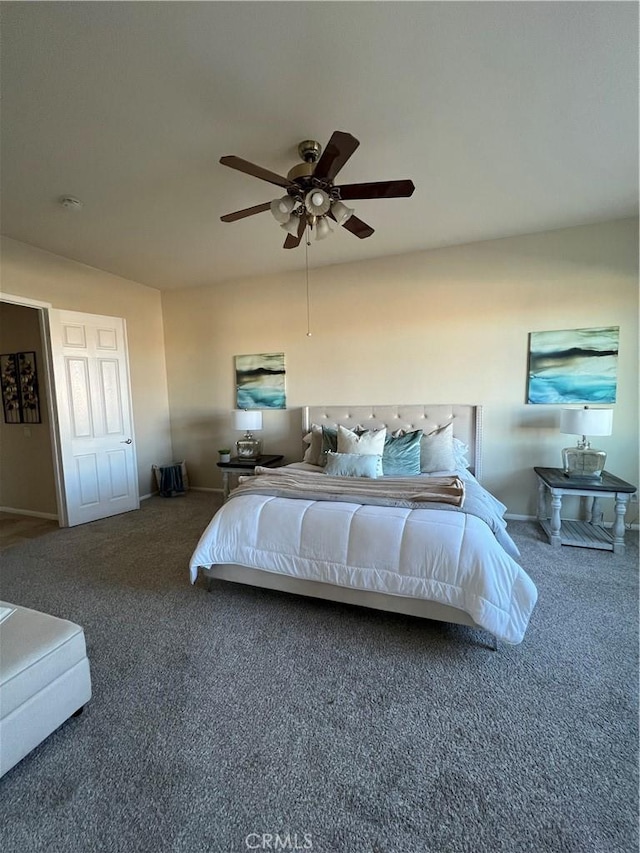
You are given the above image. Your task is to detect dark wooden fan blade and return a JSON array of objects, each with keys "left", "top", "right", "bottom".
[
  {"left": 313, "top": 131, "right": 360, "bottom": 181},
  {"left": 220, "top": 156, "right": 294, "bottom": 189},
  {"left": 335, "top": 180, "right": 415, "bottom": 200},
  {"left": 328, "top": 209, "right": 374, "bottom": 239},
  {"left": 340, "top": 215, "right": 374, "bottom": 239},
  {"left": 220, "top": 202, "right": 271, "bottom": 222},
  {"left": 283, "top": 215, "right": 307, "bottom": 249}
]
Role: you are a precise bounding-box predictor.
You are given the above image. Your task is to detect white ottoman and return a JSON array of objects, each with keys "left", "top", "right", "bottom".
[{"left": 0, "top": 602, "right": 92, "bottom": 777}]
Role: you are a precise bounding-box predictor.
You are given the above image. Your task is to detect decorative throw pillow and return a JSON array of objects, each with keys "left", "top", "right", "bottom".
[
  {"left": 452, "top": 437, "right": 470, "bottom": 470},
  {"left": 420, "top": 422, "right": 457, "bottom": 473},
  {"left": 303, "top": 424, "right": 324, "bottom": 465},
  {"left": 337, "top": 424, "right": 387, "bottom": 454},
  {"left": 336, "top": 425, "right": 386, "bottom": 473},
  {"left": 382, "top": 429, "right": 422, "bottom": 476},
  {"left": 320, "top": 426, "right": 338, "bottom": 466},
  {"left": 324, "top": 451, "right": 380, "bottom": 479}
]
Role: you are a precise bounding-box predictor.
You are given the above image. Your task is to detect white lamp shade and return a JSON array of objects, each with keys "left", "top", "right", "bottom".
[
  {"left": 281, "top": 214, "right": 301, "bottom": 236},
  {"left": 270, "top": 195, "right": 295, "bottom": 223},
  {"left": 560, "top": 407, "right": 613, "bottom": 437},
  {"left": 314, "top": 217, "right": 332, "bottom": 240},
  {"left": 331, "top": 200, "right": 354, "bottom": 225},
  {"left": 304, "top": 189, "right": 330, "bottom": 216},
  {"left": 234, "top": 410, "right": 262, "bottom": 432}
]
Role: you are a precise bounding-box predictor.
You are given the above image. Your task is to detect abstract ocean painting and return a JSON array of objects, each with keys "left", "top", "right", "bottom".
[
  {"left": 235, "top": 352, "right": 286, "bottom": 409},
  {"left": 527, "top": 327, "right": 619, "bottom": 404}
]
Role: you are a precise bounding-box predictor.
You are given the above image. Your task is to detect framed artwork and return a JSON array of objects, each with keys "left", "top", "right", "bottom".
[
  {"left": 527, "top": 326, "right": 619, "bottom": 404},
  {"left": 235, "top": 352, "right": 286, "bottom": 409},
  {"left": 1, "top": 353, "right": 21, "bottom": 423},
  {"left": 18, "top": 351, "right": 41, "bottom": 423},
  {"left": 1, "top": 351, "right": 42, "bottom": 423}
]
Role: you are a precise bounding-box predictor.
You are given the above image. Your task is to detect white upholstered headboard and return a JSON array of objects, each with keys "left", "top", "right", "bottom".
[{"left": 302, "top": 404, "right": 483, "bottom": 481}]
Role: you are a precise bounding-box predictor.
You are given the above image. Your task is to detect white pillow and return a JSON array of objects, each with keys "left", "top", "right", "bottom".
[
  {"left": 302, "top": 424, "right": 323, "bottom": 465},
  {"left": 420, "top": 423, "right": 456, "bottom": 473},
  {"left": 452, "top": 437, "right": 470, "bottom": 469},
  {"left": 337, "top": 425, "right": 386, "bottom": 475}
]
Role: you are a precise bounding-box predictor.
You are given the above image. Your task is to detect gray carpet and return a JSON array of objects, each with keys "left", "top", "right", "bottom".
[{"left": 0, "top": 492, "right": 637, "bottom": 853}]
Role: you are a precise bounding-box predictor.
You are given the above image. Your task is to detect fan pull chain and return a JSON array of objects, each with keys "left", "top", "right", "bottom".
[{"left": 305, "top": 230, "right": 312, "bottom": 337}]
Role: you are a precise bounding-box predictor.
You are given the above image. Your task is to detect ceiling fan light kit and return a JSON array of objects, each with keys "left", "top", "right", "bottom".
[
  {"left": 281, "top": 214, "right": 301, "bottom": 237},
  {"left": 314, "top": 217, "right": 333, "bottom": 241},
  {"left": 304, "top": 189, "right": 331, "bottom": 217},
  {"left": 220, "top": 130, "right": 415, "bottom": 249},
  {"left": 270, "top": 195, "right": 295, "bottom": 223},
  {"left": 331, "top": 199, "right": 354, "bottom": 225}
]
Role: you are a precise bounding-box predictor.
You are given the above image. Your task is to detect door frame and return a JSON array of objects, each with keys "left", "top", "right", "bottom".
[
  {"left": 2, "top": 295, "right": 66, "bottom": 525},
  {"left": 2, "top": 294, "right": 141, "bottom": 527}
]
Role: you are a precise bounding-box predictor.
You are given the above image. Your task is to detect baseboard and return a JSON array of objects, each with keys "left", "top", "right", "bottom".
[
  {"left": 0, "top": 506, "right": 58, "bottom": 520},
  {"left": 141, "top": 488, "right": 224, "bottom": 499}
]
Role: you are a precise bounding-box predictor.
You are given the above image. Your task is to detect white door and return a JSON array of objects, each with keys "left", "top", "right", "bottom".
[{"left": 48, "top": 310, "right": 139, "bottom": 526}]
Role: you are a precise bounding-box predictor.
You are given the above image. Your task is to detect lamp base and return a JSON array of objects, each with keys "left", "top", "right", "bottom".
[
  {"left": 236, "top": 437, "right": 262, "bottom": 460},
  {"left": 561, "top": 446, "right": 606, "bottom": 479}
]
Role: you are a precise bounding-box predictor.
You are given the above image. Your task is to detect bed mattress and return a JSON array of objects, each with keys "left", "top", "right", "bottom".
[{"left": 189, "top": 481, "right": 537, "bottom": 644}]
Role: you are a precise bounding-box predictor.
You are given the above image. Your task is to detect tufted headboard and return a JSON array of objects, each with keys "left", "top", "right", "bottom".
[{"left": 302, "top": 404, "right": 483, "bottom": 481}]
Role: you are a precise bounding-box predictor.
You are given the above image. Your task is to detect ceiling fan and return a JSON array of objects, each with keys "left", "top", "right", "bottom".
[{"left": 219, "top": 130, "right": 415, "bottom": 249}]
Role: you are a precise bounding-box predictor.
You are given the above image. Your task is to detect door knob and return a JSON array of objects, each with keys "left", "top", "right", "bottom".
[{"left": 120, "top": 438, "right": 132, "bottom": 444}]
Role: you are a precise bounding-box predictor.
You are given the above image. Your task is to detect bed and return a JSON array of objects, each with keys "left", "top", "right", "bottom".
[{"left": 190, "top": 405, "right": 538, "bottom": 646}]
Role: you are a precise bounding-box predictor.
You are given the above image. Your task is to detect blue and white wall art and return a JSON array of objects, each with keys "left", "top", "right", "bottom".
[
  {"left": 235, "top": 352, "right": 286, "bottom": 409},
  {"left": 527, "top": 326, "right": 619, "bottom": 404}
]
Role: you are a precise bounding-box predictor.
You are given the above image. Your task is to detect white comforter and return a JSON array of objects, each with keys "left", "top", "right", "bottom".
[{"left": 189, "top": 471, "right": 537, "bottom": 644}]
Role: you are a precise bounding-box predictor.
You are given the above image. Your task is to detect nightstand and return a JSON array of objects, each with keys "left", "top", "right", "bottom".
[
  {"left": 217, "top": 454, "right": 284, "bottom": 501},
  {"left": 534, "top": 467, "right": 637, "bottom": 555}
]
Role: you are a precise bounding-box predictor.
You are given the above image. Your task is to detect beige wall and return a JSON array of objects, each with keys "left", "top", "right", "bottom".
[
  {"left": 0, "top": 237, "right": 173, "bottom": 500},
  {"left": 0, "top": 303, "right": 57, "bottom": 515},
  {"left": 2, "top": 220, "right": 636, "bottom": 522},
  {"left": 162, "top": 218, "right": 639, "bottom": 519}
]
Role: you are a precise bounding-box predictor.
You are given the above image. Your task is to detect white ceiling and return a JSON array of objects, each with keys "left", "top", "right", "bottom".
[{"left": 1, "top": 1, "right": 637, "bottom": 291}]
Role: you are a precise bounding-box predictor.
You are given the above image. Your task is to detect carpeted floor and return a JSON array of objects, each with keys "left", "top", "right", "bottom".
[
  {"left": 0, "top": 512, "right": 59, "bottom": 550},
  {"left": 0, "top": 492, "right": 637, "bottom": 853}
]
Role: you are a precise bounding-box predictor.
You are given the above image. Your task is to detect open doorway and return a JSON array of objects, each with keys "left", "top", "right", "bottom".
[
  {"left": 1, "top": 295, "right": 140, "bottom": 530},
  {"left": 0, "top": 300, "right": 59, "bottom": 530}
]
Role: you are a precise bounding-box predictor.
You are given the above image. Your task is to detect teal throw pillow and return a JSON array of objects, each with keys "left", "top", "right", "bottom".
[
  {"left": 382, "top": 429, "right": 422, "bottom": 476},
  {"left": 320, "top": 426, "right": 338, "bottom": 466}
]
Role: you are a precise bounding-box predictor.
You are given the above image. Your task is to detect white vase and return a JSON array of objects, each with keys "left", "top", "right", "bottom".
[{"left": 219, "top": 453, "right": 231, "bottom": 463}]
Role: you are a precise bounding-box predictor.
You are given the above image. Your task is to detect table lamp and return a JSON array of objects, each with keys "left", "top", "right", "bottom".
[
  {"left": 234, "top": 409, "right": 262, "bottom": 459},
  {"left": 560, "top": 406, "right": 613, "bottom": 479}
]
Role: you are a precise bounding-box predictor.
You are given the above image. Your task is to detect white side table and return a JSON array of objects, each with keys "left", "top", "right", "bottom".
[{"left": 534, "top": 466, "right": 636, "bottom": 555}]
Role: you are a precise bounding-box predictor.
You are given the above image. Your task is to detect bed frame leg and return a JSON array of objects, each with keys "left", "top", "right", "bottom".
[
  {"left": 207, "top": 578, "right": 214, "bottom": 593},
  {"left": 490, "top": 634, "right": 499, "bottom": 652}
]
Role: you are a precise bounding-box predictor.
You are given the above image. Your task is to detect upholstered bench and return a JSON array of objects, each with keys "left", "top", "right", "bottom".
[{"left": 0, "top": 602, "right": 92, "bottom": 777}]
